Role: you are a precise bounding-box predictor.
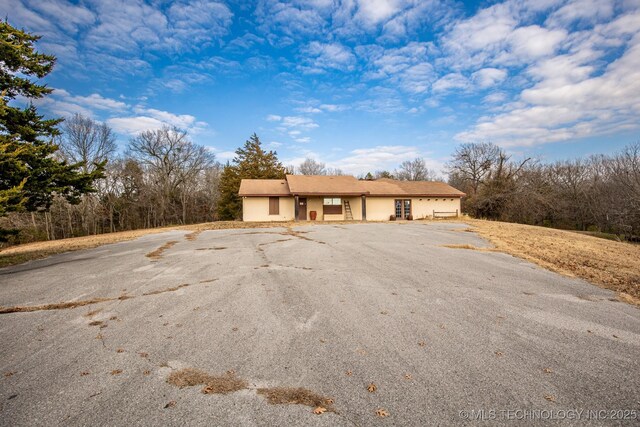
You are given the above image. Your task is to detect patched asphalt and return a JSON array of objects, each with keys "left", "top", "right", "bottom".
[{"left": 0, "top": 222, "right": 639, "bottom": 426}]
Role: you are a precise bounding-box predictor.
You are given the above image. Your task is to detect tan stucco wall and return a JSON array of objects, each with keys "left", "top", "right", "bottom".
[
  {"left": 365, "top": 197, "right": 395, "bottom": 221},
  {"left": 365, "top": 197, "right": 461, "bottom": 220},
  {"left": 242, "top": 197, "right": 294, "bottom": 222},
  {"left": 412, "top": 197, "right": 461, "bottom": 219},
  {"left": 304, "top": 196, "right": 363, "bottom": 221},
  {"left": 242, "top": 195, "right": 460, "bottom": 221}
]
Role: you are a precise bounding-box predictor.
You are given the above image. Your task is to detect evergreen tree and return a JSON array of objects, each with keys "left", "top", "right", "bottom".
[
  {"left": 217, "top": 133, "right": 285, "bottom": 220},
  {"left": 0, "top": 22, "right": 103, "bottom": 223}
]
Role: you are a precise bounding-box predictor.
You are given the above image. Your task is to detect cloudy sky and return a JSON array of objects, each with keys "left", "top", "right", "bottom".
[{"left": 5, "top": 0, "right": 640, "bottom": 174}]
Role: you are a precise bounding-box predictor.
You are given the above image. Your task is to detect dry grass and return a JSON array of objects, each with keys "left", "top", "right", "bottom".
[
  {"left": 0, "top": 297, "right": 113, "bottom": 314},
  {"left": 166, "top": 368, "right": 247, "bottom": 394},
  {"left": 464, "top": 219, "right": 640, "bottom": 304},
  {"left": 442, "top": 243, "right": 488, "bottom": 250},
  {"left": 257, "top": 387, "right": 335, "bottom": 412},
  {"left": 146, "top": 241, "right": 178, "bottom": 260},
  {"left": 142, "top": 283, "right": 189, "bottom": 296}
]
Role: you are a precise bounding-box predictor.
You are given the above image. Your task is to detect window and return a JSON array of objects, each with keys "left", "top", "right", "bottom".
[
  {"left": 323, "top": 197, "right": 341, "bottom": 205},
  {"left": 323, "top": 197, "right": 342, "bottom": 214},
  {"left": 269, "top": 197, "right": 279, "bottom": 215}
]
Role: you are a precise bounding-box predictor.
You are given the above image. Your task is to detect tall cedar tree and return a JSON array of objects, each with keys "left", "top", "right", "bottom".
[
  {"left": 0, "top": 22, "right": 103, "bottom": 226},
  {"left": 218, "top": 133, "right": 285, "bottom": 220}
]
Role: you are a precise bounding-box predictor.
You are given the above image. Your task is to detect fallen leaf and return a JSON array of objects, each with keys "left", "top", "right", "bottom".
[
  {"left": 4, "top": 371, "right": 15, "bottom": 378},
  {"left": 319, "top": 338, "right": 326, "bottom": 343},
  {"left": 110, "top": 369, "right": 123, "bottom": 375},
  {"left": 139, "top": 352, "right": 149, "bottom": 358},
  {"left": 544, "top": 394, "right": 556, "bottom": 402},
  {"left": 367, "top": 383, "right": 377, "bottom": 393},
  {"left": 404, "top": 374, "right": 412, "bottom": 380},
  {"left": 164, "top": 400, "right": 176, "bottom": 409},
  {"left": 345, "top": 370, "right": 352, "bottom": 376},
  {"left": 226, "top": 370, "right": 236, "bottom": 375},
  {"left": 80, "top": 371, "right": 90, "bottom": 376},
  {"left": 116, "top": 348, "right": 124, "bottom": 353},
  {"left": 376, "top": 408, "right": 389, "bottom": 417},
  {"left": 380, "top": 311, "right": 388, "bottom": 315},
  {"left": 313, "top": 406, "right": 327, "bottom": 415},
  {"left": 613, "top": 334, "right": 619, "bottom": 339},
  {"left": 418, "top": 341, "right": 426, "bottom": 347},
  {"left": 543, "top": 368, "right": 552, "bottom": 374},
  {"left": 143, "top": 370, "right": 151, "bottom": 375},
  {"left": 587, "top": 330, "right": 593, "bottom": 334},
  {"left": 495, "top": 351, "right": 504, "bottom": 357},
  {"left": 202, "top": 385, "right": 215, "bottom": 394},
  {"left": 232, "top": 327, "right": 238, "bottom": 331}
]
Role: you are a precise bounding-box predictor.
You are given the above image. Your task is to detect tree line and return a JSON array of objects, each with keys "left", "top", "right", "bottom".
[{"left": 447, "top": 142, "right": 640, "bottom": 239}]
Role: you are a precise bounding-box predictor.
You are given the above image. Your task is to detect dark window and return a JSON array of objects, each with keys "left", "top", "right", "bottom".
[
  {"left": 269, "top": 197, "right": 279, "bottom": 215},
  {"left": 323, "top": 197, "right": 343, "bottom": 214}
]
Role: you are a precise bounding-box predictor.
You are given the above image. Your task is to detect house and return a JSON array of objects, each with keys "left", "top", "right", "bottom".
[{"left": 239, "top": 175, "right": 465, "bottom": 222}]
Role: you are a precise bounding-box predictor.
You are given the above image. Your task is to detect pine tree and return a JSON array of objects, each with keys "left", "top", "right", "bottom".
[
  {"left": 0, "top": 21, "right": 104, "bottom": 225},
  {"left": 217, "top": 133, "right": 285, "bottom": 220}
]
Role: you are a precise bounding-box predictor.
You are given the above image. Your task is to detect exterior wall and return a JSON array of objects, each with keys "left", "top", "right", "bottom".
[
  {"left": 366, "top": 197, "right": 396, "bottom": 221},
  {"left": 307, "top": 197, "right": 323, "bottom": 220},
  {"left": 304, "top": 196, "right": 362, "bottom": 221},
  {"left": 242, "top": 197, "right": 294, "bottom": 222},
  {"left": 412, "top": 197, "right": 461, "bottom": 219},
  {"left": 366, "top": 197, "right": 461, "bottom": 220}
]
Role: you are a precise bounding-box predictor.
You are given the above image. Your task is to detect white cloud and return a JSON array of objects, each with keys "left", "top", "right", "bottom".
[
  {"left": 432, "top": 73, "right": 470, "bottom": 93},
  {"left": 330, "top": 145, "right": 443, "bottom": 175},
  {"left": 301, "top": 41, "right": 356, "bottom": 73},
  {"left": 266, "top": 114, "right": 282, "bottom": 121},
  {"left": 472, "top": 68, "right": 508, "bottom": 89}
]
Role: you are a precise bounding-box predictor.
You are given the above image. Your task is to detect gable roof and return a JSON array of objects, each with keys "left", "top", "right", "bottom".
[
  {"left": 362, "top": 178, "right": 465, "bottom": 197},
  {"left": 238, "top": 179, "right": 290, "bottom": 196},
  {"left": 238, "top": 176, "right": 465, "bottom": 197},
  {"left": 285, "top": 174, "right": 369, "bottom": 195}
]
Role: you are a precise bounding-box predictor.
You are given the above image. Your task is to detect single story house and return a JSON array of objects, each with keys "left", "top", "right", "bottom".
[{"left": 239, "top": 175, "right": 465, "bottom": 222}]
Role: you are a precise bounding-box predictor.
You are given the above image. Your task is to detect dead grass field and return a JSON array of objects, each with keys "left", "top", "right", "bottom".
[{"left": 463, "top": 219, "right": 640, "bottom": 304}]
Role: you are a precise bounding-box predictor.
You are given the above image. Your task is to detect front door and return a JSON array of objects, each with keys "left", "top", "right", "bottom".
[
  {"left": 298, "top": 198, "right": 307, "bottom": 220},
  {"left": 395, "top": 199, "right": 411, "bottom": 219}
]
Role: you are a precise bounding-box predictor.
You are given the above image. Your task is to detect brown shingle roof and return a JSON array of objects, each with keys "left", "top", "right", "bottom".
[
  {"left": 238, "top": 179, "right": 290, "bottom": 196},
  {"left": 362, "top": 178, "right": 465, "bottom": 197},
  {"left": 285, "top": 175, "right": 369, "bottom": 195},
  {"left": 239, "top": 176, "right": 465, "bottom": 197}
]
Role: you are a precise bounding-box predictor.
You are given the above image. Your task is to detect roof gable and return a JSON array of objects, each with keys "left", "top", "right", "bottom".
[{"left": 238, "top": 179, "right": 290, "bottom": 196}]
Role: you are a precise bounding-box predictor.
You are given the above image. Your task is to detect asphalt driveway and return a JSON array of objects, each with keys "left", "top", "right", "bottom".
[{"left": 1, "top": 223, "right": 639, "bottom": 426}]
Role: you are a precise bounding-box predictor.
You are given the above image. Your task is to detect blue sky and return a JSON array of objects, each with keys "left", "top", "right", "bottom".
[{"left": 5, "top": 0, "right": 640, "bottom": 175}]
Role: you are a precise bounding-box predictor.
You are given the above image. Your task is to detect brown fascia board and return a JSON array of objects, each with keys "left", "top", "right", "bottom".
[
  {"left": 291, "top": 192, "right": 370, "bottom": 196},
  {"left": 240, "top": 194, "right": 293, "bottom": 197},
  {"left": 367, "top": 194, "right": 465, "bottom": 197}
]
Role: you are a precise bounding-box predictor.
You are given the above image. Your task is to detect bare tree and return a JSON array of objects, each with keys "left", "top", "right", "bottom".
[
  {"left": 396, "top": 158, "right": 434, "bottom": 181},
  {"left": 59, "top": 113, "right": 117, "bottom": 173},
  {"left": 447, "top": 143, "right": 501, "bottom": 194},
  {"left": 298, "top": 158, "right": 327, "bottom": 175},
  {"left": 128, "top": 126, "right": 214, "bottom": 225}
]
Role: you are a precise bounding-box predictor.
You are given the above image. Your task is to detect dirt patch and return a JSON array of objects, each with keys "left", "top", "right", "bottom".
[
  {"left": 464, "top": 219, "right": 640, "bottom": 305},
  {"left": 0, "top": 297, "right": 113, "bottom": 314},
  {"left": 167, "top": 368, "right": 247, "bottom": 394},
  {"left": 146, "top": 241, "right": 178, "bottom": 260},
  {"left": 257, "top": 387, "right": 335, "bottom": 412},
  {"left": 184, "top": 230, "right": 202, "bottom": 241},
  {"left": 143, "top": 284, "right": 189, "bottom": 296},
  {"left": 442, "top": 243, "right": 487, "bottom": 250}
]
